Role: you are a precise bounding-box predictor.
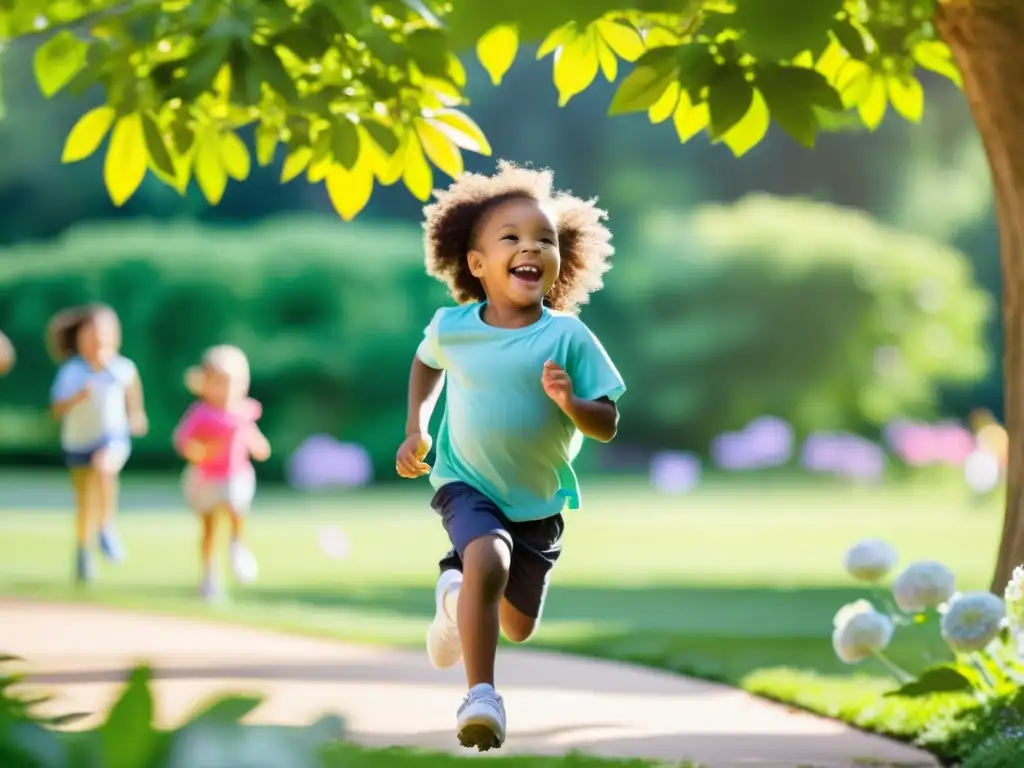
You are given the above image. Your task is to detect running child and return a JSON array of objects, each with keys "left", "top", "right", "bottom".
[
  {"left": 173, "top": 345, "right": 269, "bottom": 601},
  {"left": 395, "top": 161, "right": 625, "bottom": 751},
  {"left": 47, "top": 304, "right": 148, "bottom": 582}
]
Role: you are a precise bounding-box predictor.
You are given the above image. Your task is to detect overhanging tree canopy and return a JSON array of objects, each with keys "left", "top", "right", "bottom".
[
  {"left": 2, "top": 0, "right": 957, "bottom": 217},
  {"left": 5, "top": 0, "right": 1024, "bottom": 593}
]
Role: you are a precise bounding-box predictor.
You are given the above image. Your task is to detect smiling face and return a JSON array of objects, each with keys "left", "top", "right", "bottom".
[
  {"left": 467, "top": 197, "right": 560, "bottom": 314},
  {"left": 76, "top": 309, "right": 120, "bottom": 367}
]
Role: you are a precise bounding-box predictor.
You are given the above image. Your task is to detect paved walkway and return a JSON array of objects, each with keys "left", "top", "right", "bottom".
[{"left": 2, "top": 599, "right": 938, "bottom": 768}]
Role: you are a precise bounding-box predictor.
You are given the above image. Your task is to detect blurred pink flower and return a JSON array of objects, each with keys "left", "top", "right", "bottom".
[{"left": 884, "top": 419, "right": 974, "bottom": 467}]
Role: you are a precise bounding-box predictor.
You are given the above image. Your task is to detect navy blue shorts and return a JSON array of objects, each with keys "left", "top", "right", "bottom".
[
  {"left": 432, "top": 481, "right": 564, "bottom": 620},
  {"left": 64, "top": 436, "right": 131, "bottom": 470}
]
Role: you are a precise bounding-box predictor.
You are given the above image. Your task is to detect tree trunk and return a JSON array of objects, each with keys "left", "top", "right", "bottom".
[{"left": 935, "top": 0, "right": 1024, "bottom": 594}]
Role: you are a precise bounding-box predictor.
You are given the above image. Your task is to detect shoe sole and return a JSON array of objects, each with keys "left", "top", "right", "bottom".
[{"left": 457, "top": 720, "right": 503, "bottom": 751}]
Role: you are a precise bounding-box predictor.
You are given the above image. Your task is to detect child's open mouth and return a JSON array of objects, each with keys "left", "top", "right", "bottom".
[{"left": 509, "top": 264, "right": 542, "bottom": 283}]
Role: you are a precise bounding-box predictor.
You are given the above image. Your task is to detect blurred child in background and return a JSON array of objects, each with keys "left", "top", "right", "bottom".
[
  {"left": 173, "top": 345, "right": 269, "bottom": 602},
  {"left": 47, "top": 304, "right": 148, "bottom": 583}
]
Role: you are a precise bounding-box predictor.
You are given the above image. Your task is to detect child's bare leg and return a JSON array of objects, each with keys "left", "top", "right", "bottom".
[
  {"left": 199, "top": 510, "right": 220, "bottom": 600},
  {"left": 200, "top": 512, "right": 217, "bottom": 573},
  {"left": 70, "top": 468, "right": 93, "bottom": 546},
  {"left": 94, "top": 447, "right": 127, "bottom": 562},
  {"left": 228, "top": 510, "right": 244, "bottom": 542},
  {"left": 70, "top": 468, "right": 97, "bottom": 583},
  {"left": 458, "top": 535, "right": 511, "bottom": 688}
]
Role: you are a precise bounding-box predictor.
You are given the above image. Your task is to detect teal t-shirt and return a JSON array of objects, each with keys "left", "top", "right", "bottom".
[{"left": 416, "top": 302, "right": 626, "bottom": 522}]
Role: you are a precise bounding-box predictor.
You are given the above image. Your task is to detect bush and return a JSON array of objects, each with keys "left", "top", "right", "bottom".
[
  {"left": 595, "top": 195, "right": 991, "bottom": 449},
  {"left": 0, "top": 202, "right": 990, "bottom": 477},
  {"left": 0, "top": 216, "right": 449, "bottom": 479}
]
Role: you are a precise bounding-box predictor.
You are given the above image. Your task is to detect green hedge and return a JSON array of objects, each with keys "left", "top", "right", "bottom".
[{"left": 0, "top": 201, "right": 991, "bottom": 478}]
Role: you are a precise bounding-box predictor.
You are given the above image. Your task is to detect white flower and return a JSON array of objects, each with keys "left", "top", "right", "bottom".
[
  {"left": 940, "top": 591, "right": 1006, "bottom": 653},
  {"left": 892, "top": 560, "right": 956, "bottom": 614},
  {"left": 833, "top": 599, "right": 876, "bottom": 628},
  {"left": 832, "top": 603, "right": 895, "bottom": 664},
  {"left": 843, "top": 539, "right": 899, "bottom": 583},
  {"left": 1005, "top": 566, "right": 1024, "bottom": 629}
]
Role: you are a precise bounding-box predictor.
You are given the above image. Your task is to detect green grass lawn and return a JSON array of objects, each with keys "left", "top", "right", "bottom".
[{"left": 0, "top": 469, "right": 1007, "bottom": 762}]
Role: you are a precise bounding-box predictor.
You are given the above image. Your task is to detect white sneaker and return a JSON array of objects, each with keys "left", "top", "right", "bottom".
[
  {"left": 426, "top": 569, "right": 462, "bottom": 669},
  {"left": 457, "top": 683, "right": 506, "bottom": 751},
  {"left": 230, "top": 541, "right": 258, "bottom": 583}
]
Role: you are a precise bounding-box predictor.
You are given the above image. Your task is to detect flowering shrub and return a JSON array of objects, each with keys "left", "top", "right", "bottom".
[{"left": 835, "top": 540, "right": 1023, "bottom": 700}]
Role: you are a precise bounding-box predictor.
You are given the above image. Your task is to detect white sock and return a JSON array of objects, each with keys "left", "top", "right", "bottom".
[{"left": 468, "top": 682, "right": 494, "bottom": 697}]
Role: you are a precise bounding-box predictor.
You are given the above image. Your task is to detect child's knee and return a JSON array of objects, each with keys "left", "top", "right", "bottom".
[
  {"left": 463, "top": 535, "right": 511, "bottom": 598},
  {"left": 500, "top": 600, "right": 538, "bottom": 643}
]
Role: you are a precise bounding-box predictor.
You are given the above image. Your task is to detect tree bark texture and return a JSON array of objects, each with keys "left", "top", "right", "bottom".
[{"left": 935, "top": 0, "right": 1024, "bottom": 593}]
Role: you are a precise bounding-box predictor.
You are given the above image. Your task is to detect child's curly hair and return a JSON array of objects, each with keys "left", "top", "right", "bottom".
[
  {"left": 45, "top": 303, "right": 120, "bottom": 363},
  {"left": 423, "top": 160, "right": 614, "bottom": 314}
]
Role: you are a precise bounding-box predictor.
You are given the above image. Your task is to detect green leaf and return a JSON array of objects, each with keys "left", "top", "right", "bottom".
[
  {"left": 831, "top": 18, "right": 869, "bottom": 60},
  {"left": 553, "top": 28, "right": 600, "bottom": 107},
  {"left": 327, "top": 158, "right": 375, "bottom": 221},
  {"left": 407, "top": 28, "right": 450, "bottom": 79},
  {"left": 476, "top": 24, "right": 518, "bottom": 86},
  {"left": 281, "top": 148, "right": 311, "bottom": 183},
  {"left": 103, "top": 113, "right": 149, "bottom": 207},
  {"left": 884, "top": 665, "right": 975, "bottom": 698},
  {"left": 62, "top": 106, "right": 116, "bottom": 163},
  {"left": 187, "top": 694, "right": 264, "bottom": 725},
  {"left": 648, "top": 81, "right": 680, "bottom": 124},
  {"left": 255, "top": 123, "right": 278, "bottom": 167},
  {"left": 100, "top": 665, "right": 156, "bottom": 767},
  {"left": 429, "top": 109, "right": 492, "bottom": 156},
  {"left": 756, "top": 69, "right": 819, "bottom": 148},
  {"left": 331, "top": 119, "right": 361, "bottom": 170},
  {"left": 608, "top": 47, "right": 679, "bottom": 116},
  {"left": 141, "top": 113, "right": 176, "bottom": 179},
  {"left": 887, "top": 74, "right": 925, "bottom": 122},
  {"left": 174, "top": 39, "right": 231, "bottom": 100},
  {"left": 416, "top": 118, "right": 463, "bottom": 180},
  {"left": 913, "top": 41, "right": 962, "bottom": 88},
  {"left": 536, "top": 22, "right": 575, "bottom": 60},
  {"left": 596, "top": 19, "right": 645, "bottom": 62},
  {"left": 220, "top": 131, "right": 251, "bottom": 181},
  {"left": 194, "top": 132, "right": 229, "bottom": 204},
  {"left": 229, "top": 44, "right": 262, "bottom": 107},
  {"left": 674, "top": 44, "right": 719, "bottom": 103},
  {"left": 857, "top": 73, "right": 887, "bottom": 130},
  {"left": 402, "top": 134, "right": 433, "bottom": 201},
  {"left": 707, "top": 67, "right": 754, "bottom": 139},
  {"left": 673, "top": 91, "right": 709, "bottom": 143},
  {"left": 758, "top": 64, "right": 843, "bottom": 112},
  {"left": 722, "top": 89, "right": 771, "bottom": 156},
  {"left": 248, "top": 44, "right": 299, "bottom": 101},
  {"left": 361, "top": 118, "right": 400, "bottom": 157},
  {"left": 33, "top": 31, "right": 89, "bottom": 97},
  {"left": 732, "top": 0, "right": 844, "bottom": 61}
]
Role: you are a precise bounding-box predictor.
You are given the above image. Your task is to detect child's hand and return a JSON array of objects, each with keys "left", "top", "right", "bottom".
[
  {"left": 183, "top": 439, "right": 214, "bottom": 464},
  {"left": 75, "top": 382, "right": 93, "bottom": 404},
  {"left": 396, "top": 432, "right": 432, "bottom": 478},
  {"left": 541, "top": 360, "right": 574, "bottom": 410}
]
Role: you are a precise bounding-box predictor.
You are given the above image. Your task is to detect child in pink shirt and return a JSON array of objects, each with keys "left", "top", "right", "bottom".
[{"left": 173, "top": 345, "right": 270, "bottom": 601}]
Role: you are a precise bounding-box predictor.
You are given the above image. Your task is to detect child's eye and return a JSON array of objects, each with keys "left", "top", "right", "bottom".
[
  {"left": 502, "top": 234, "right": 519, "bottom": 242},
  {"left": 540, "top": 237, "right": 555, "bottom": 245}
]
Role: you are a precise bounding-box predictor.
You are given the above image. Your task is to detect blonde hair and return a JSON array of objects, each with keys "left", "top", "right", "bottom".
[{"left": 185, "top": 345, "right": 250, "bottom": 396}]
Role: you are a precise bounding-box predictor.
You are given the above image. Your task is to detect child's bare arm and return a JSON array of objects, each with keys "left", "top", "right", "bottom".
[
  {"left": 396, "top": 357, "right": 444, "bottom": 478},
  {"left": 247, "top": 425, "right": 271, "bottom": 462},
  {"left": 126, "top": 375, "right": 149, "bottom": 436},
  {"left": 51, "top": 386, "right": 91, "bottom": 419}
]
